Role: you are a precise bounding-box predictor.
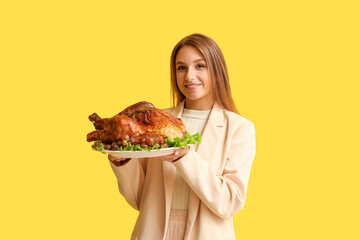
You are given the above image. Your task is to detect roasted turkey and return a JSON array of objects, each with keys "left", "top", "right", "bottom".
[{"left": 87, "top": 101, "right": 186, "bottom": 150}]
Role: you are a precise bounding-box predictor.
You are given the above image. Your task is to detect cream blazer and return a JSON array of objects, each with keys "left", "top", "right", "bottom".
[{"left": 110, "top": 101, "right": 256, "bottom": 240}]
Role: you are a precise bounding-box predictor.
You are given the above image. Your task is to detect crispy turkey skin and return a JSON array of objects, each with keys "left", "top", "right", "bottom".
[{"left": 87, "top": 101, "right": 186, "bottom": 147}]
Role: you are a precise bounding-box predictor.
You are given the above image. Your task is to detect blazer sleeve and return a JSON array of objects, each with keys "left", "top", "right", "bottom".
[
  {"left": 173, "top": 120, "right": 256, "bottom": 219},
  {"left": 109, "top": 158, "right": 147, "bottom": 210}
]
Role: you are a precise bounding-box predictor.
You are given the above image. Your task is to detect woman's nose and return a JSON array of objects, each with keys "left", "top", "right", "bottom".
[{"left": 185, "top": 67, "right": 195, "bottom": 80}]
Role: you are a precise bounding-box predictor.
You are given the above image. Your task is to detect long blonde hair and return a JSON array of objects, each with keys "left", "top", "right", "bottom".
[{"left": 170, "top": 33, "right": 239, "bottom": 114}]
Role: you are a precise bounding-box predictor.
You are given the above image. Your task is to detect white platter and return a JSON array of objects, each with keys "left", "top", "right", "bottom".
[{"left": 93, "top": 147, "right": 181, "bottom": 158}]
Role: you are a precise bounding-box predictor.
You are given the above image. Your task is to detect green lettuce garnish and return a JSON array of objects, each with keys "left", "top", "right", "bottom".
[
  {"left": 92, "top": 141, "right": 105, "bottom": 151},
  {"left": 165, "top": 132, "right": 201, "bottom": 148},
  {"left": 91, "top": 132, "right": 201, "bottom": 152}
]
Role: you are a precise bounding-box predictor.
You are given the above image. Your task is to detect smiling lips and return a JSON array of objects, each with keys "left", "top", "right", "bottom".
[{"left": 185, "top": 83, "right": 202, "bottom": 89}]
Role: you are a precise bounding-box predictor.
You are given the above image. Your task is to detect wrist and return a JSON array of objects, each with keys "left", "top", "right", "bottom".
[{"left": 171, "top": 156, "right": 182, "bottom": 163}]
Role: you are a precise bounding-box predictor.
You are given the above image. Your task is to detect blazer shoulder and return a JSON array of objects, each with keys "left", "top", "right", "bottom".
[
  {"left": 223, "top": 110, "right": 254, "bottom": 127},
  {"left": 162, "top": 107, "right": 174, "bottom": 114},
  {"left": 222, "top": 110, "right": 255, "bottom": 144}
]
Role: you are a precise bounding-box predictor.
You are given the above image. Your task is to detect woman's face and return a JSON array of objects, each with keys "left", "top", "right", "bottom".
[{"left": 175, "top": 46, "right": 214, "bottom": 109}]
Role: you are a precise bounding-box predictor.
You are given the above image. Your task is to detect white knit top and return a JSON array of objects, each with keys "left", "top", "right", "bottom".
[{"left": 171, "top": 108, "right": 211, "bottom": 210}]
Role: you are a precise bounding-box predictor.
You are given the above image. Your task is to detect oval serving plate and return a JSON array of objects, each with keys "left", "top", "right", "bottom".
[{"left": 93, "top": 147, "right": 180, "bottom": 158}]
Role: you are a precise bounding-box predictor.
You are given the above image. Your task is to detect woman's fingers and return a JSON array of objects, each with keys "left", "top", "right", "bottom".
[
  {"left": 108, "top": 155, "right": 131, "bottom": 167},
  {"left": 161, "top": 147, "right": 190, "bottom": 162},
  {"left": 108, "top": 154, "right": 126, "bottom": 162}
]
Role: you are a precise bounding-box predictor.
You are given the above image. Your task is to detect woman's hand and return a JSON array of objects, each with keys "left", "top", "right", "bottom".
[
  {"left": 108, "top": 155, "right": 131, "bottom": 167},
  {"left": 161, "top": 147, "right": 190, "bottom": 163}
]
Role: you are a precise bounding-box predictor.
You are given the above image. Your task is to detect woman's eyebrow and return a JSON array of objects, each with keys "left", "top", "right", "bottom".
[{"left": 176, "top": 59, "right": 206, "bottom": 65}]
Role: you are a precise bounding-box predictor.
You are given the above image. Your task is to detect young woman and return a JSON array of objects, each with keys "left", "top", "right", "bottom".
[{"left": 108, "top": 33, "right": 256, "bottom": 240}]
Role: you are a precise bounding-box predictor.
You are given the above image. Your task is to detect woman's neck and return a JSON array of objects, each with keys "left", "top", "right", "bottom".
[{"left": 185, "top": 98, "right": 215, "bottom": 110}]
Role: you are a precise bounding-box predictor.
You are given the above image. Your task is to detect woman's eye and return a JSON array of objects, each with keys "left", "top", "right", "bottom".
[
  {"left": 197, "top": 64, "right": 206, "bottom": 69},
  {"left": 177, "top": 66, "right": 185, "bottom": 71}
]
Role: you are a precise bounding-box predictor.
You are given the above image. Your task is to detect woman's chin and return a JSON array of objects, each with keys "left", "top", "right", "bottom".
[{"left": 185, "top": 95, "right": 202, "bottom": 101}]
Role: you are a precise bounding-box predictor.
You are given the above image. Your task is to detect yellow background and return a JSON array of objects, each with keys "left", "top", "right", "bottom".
[{"left": 1, "top": 0, "right": 359, "bottom": 239}]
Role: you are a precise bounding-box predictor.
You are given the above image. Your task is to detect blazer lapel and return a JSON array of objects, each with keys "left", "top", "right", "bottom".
[
  {"left": 196, "top": 102, "right": 225, "bottom": 162},
  {"left": 169, "top": 101, "right": 185, "bottom": 118}
]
